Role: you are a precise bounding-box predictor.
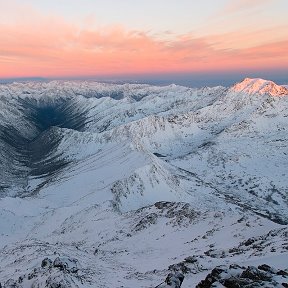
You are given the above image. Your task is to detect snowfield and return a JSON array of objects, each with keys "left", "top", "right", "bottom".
[{"left": 0, "top": 78, "right": 287, "bottom": 287}]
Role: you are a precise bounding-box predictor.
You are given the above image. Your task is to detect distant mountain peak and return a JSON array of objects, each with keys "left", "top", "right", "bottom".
[{"left": 231, "top": 77, "right": 288, "bottom": 96}]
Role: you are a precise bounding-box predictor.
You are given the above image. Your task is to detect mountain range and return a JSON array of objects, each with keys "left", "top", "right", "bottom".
[{"left": 0, "top": 77, "right": 287, "bottom": 287}]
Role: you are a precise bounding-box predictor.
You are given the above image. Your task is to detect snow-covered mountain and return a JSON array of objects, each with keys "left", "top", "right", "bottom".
[
  {"left": 0, "top": 78, "right": 287, "bottom": 287},
  {"left": 231, "top": 77, "right": 288, "bottom": 96}
]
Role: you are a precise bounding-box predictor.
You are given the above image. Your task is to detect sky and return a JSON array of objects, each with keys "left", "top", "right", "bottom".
[{"left": 1, "top": 0, "right": 288, "bottom": 86}]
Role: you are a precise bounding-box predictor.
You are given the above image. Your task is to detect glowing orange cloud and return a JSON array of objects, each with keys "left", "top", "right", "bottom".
[{"left": 0, "top": 13, "right": 287, "bottom": 78}]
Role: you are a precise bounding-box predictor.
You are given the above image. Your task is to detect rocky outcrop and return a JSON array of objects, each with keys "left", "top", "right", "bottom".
[
  {"left": 156, "top": 272, "right": 185, "bottom": 288},
  {"left": 196, "top": 264, "right": 288, "bottom": 288},
  {"left": 133, "top": 202, "right": 200, "bottom": 232},
  {"left": 2, "top": 257, "right": 82, "bottom": 288}
]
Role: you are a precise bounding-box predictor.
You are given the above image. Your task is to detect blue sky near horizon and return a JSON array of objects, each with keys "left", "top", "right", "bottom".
[{"left": 1, "top": 70, "right": 287, "bottom": 88}]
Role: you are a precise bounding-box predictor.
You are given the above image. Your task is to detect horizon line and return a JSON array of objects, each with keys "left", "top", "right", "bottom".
[{"left": 0, "top": 72, "right": 287, "bottom": 88}]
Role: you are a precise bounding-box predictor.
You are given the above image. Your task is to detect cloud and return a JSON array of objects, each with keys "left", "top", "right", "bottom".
[
  {"left": 0, "top": 4, "right": 287, "bottom": 78},
  {"left": 222, "top": 0, "right": 277, "bottom": 14},
  {"left": 207, "top": 25, "right": 288, "bottom": 49}
]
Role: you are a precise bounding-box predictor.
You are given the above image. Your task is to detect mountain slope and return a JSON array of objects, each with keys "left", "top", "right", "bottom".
[
  {"left": 0, "top": 79, "right": 287, "bottom": 287},
  {"left": 232, "top": 77, "right": 288, "bottom": 96}
]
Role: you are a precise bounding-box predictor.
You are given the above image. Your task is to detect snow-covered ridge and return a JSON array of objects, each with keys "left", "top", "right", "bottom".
[
  {"left": 0, "top": 78, "right": 287, "bottom": 219},
  {"left": 0, "top": 78, "right": 287, "bottom": 287},
  {"left": 231, "top": 77, "right": 288, "bottom": 96}
]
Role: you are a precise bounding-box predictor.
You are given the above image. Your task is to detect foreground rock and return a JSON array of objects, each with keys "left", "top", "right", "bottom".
[
  {"left": 156, "top": 272, "right": 185, "bottom": 288},
  {"left": 196, "top": 264, "right": 288, "bottom": 288},
  {"left": 2, "top": 256, "right": 84, "bottom": 288}
]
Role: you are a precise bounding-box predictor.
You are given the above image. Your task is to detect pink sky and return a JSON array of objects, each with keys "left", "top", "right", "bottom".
[{"left": 1, "top": 0, "right": 288, "bottom": 79}]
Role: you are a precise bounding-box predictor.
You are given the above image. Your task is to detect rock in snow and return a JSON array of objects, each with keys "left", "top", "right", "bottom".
[
  {"left": 196, "top": 264, "right": 288, "bottom": 287},
  {"left": 156, "top": 272, "right": 185, "bottom": 287}
]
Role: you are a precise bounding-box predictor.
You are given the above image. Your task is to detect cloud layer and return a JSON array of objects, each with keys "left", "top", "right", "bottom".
[{"left": 0, "top": 1, "right": 287, "bottom": 78}]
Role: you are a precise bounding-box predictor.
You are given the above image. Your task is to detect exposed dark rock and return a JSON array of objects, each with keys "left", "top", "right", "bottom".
[
  {"left": 133, "top": 202, "right": 200, "bottom": 233},
  {"left": 52, "top": 257, "right": 79, "bottom": 274},
  {"left": 41, "top": 257, "right": 53, "bottom": 269},
  {"left": 168, "top": 262, "right": 191, "bottom": 274},
  {"left": 53, "top": 257, "right": 68, "bottom": 271},
  {"left": 134, "top": 213, "right": 158, "bottom": 231},
  {"left": 258, "top": 264, "right": 275, "bottom": 273},
  {"left": 240, "top": 266, "right": 272, "bottom": 281},
  {"left": 229, "top": 264, "right": 245, "bottom": 270},
  {"left": 196, "top": 266, "right": 226, "bottom": 288},
  {"left": 168, "top": 256, "right": 202, "bottom": 276},
  {"left": 156, "top": 272, "right": 185, "bottom": 287},
  {"left": 165, "top": 272, "right": 184, "bottom": 287},
  {"left": 1, "top": 256, "right": 83, "bottom": 288},
  {"left": 17, "top": 277, "right": 23, "bottom": 284},
  {"left": 154, "top": 202, "right": 199, "bottom": 224},
  {"left": 196, "top": 264, "right": 288, "bottom": 288},
  {"left": 153, "top": 152, "right": 166, "bottom": 158},
  {"left": 222, "top": 277, "right": 251, "bottom": 287},
  {"left": 184, "top": 256, "right": 198, "bottom": 264},
  {"left": 44, "top": 275, "right": 72, "bottom": 288},
  {"left": 28, "top": 268, "right": 41, "bottom": 280},
  {"left": 277, "top": 270, "right": 288, "bottom": 276},
  {"left": 243, "top": 237, "right": 256, "bottom": 246},
  {"left": 3, "top": 279, "right": 22, "bottom": 288}
]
